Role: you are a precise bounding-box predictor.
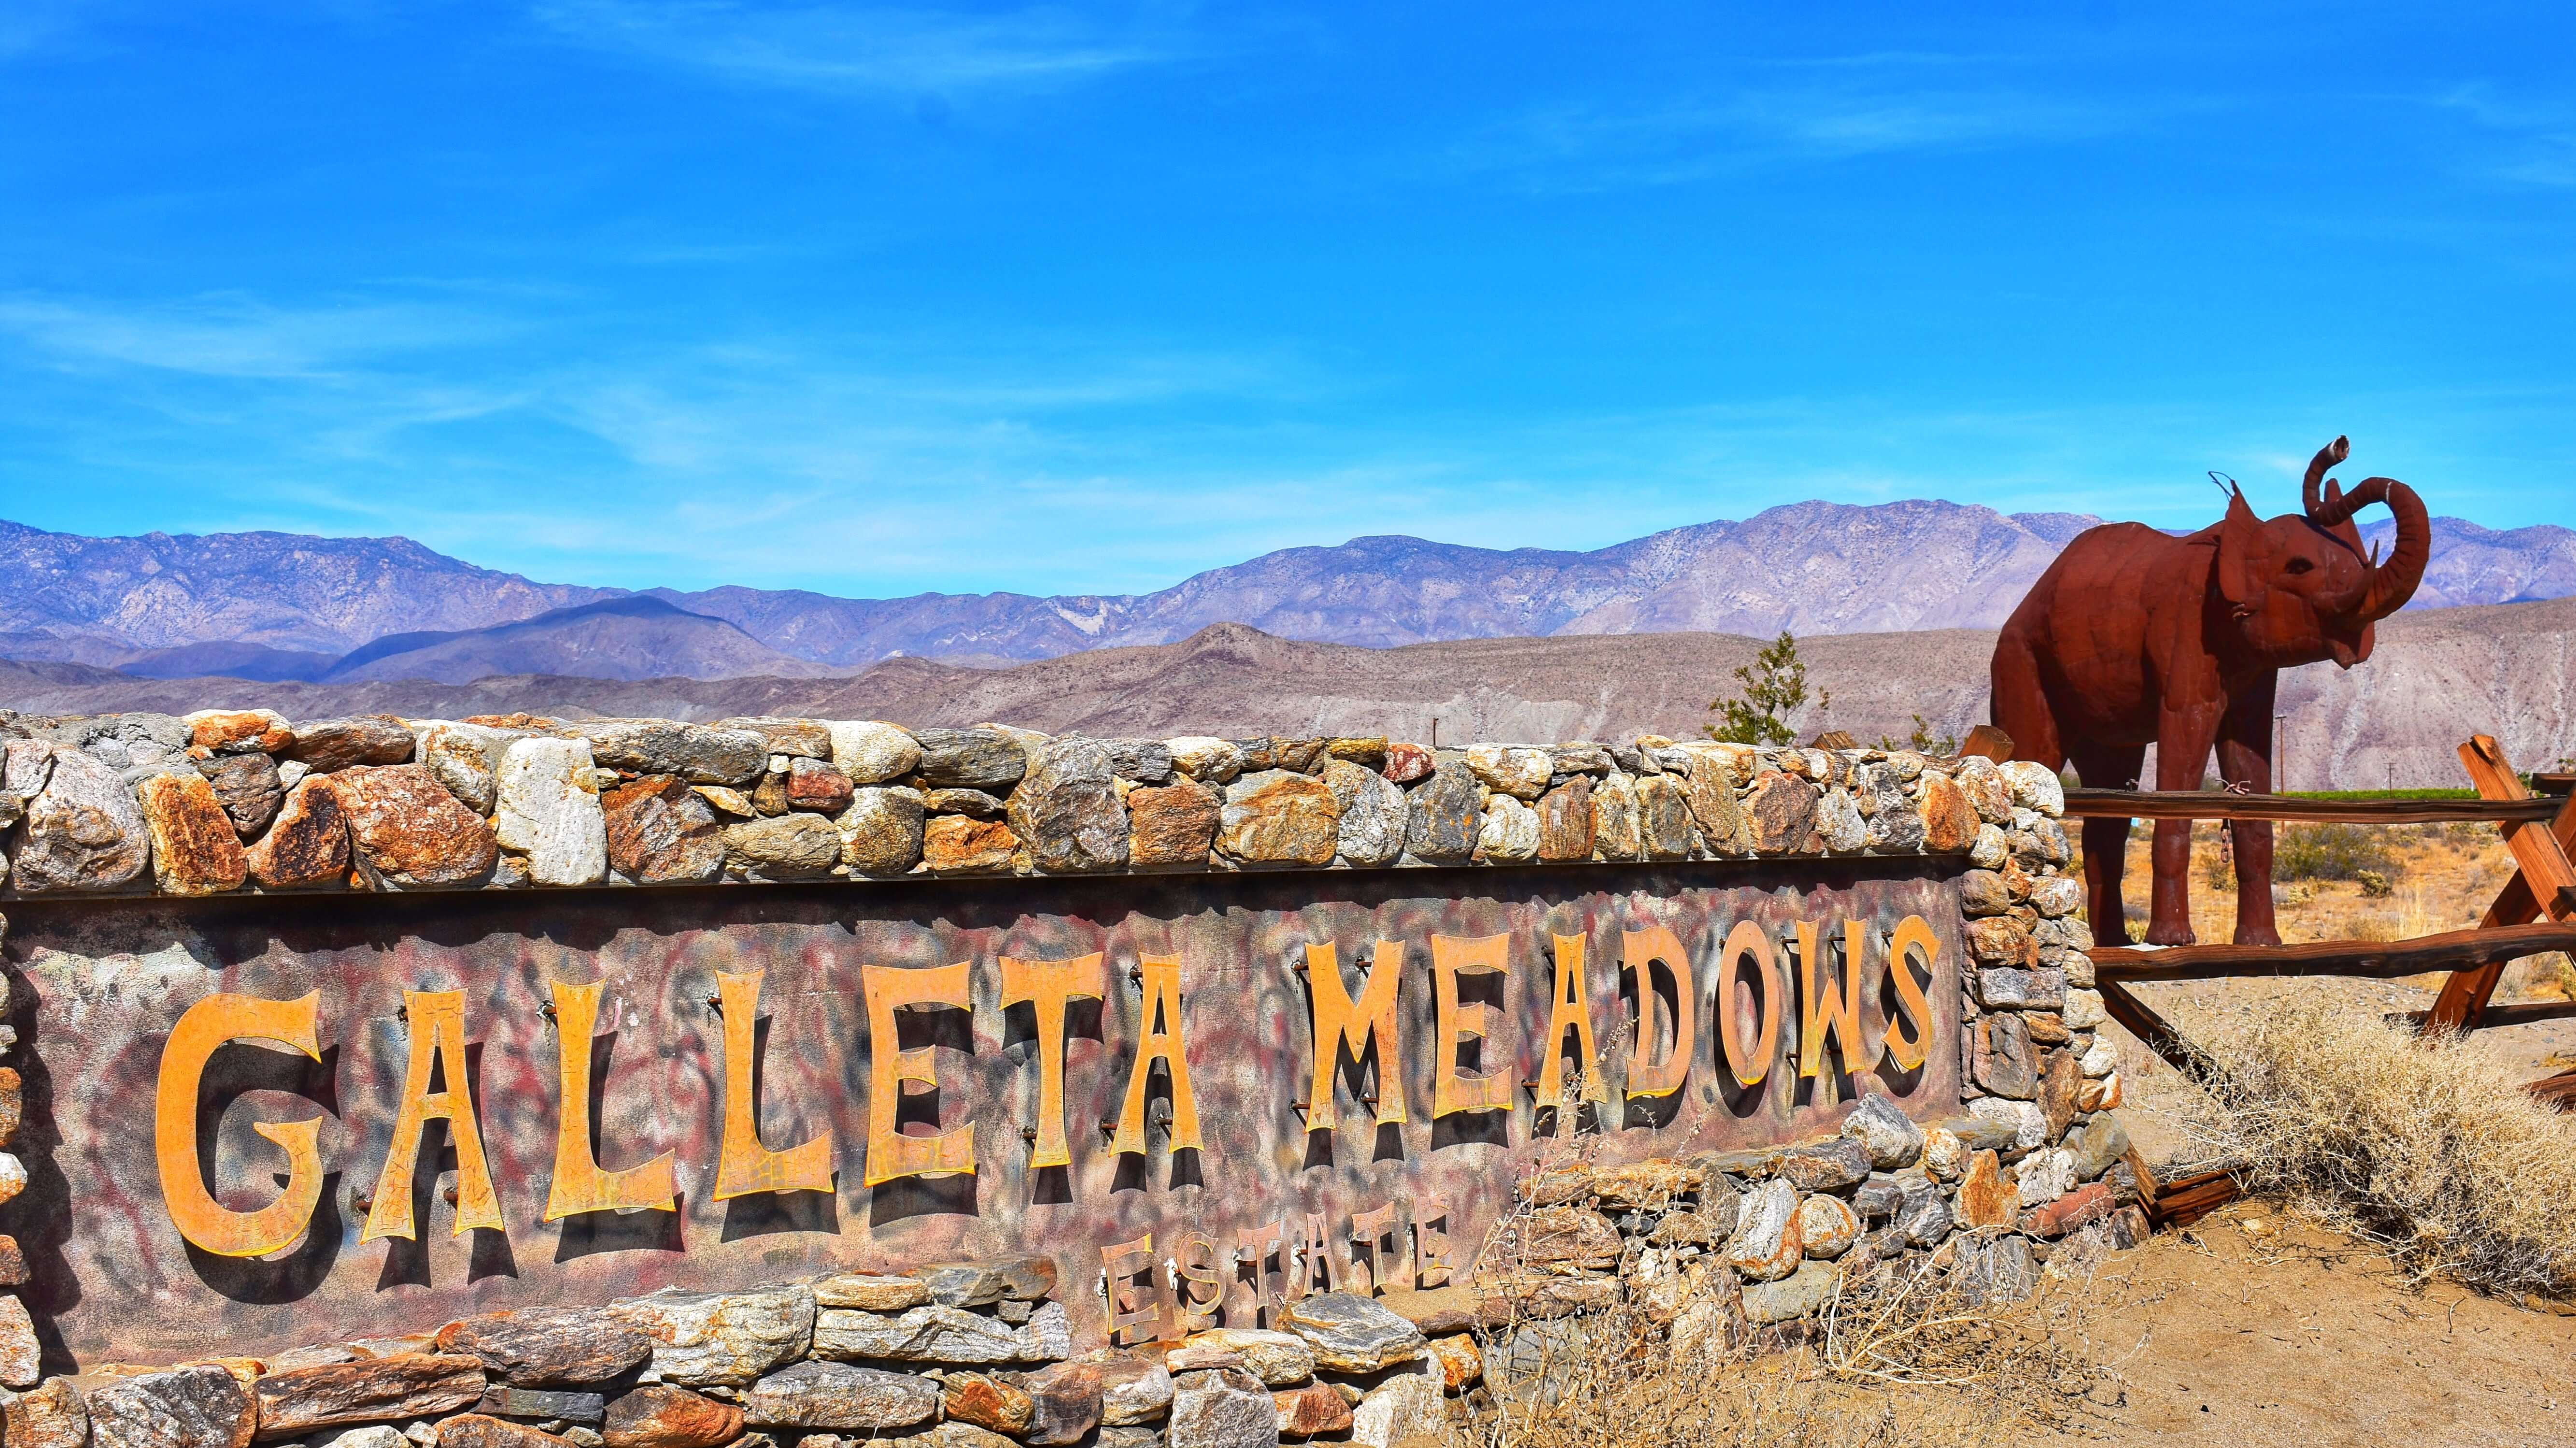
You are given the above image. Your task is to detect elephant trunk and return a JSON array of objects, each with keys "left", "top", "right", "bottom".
[
  {"left": 2301, "top": 435, "right": 2351, "bottom": 518},
  {"left": 2307, "top": 474, "right": 2430, "bottom": 621}
]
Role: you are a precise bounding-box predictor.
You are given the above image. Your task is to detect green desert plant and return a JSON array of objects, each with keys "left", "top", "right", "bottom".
[{"left": 1706, "top": 632, "right": 1829, "bottom": 747}]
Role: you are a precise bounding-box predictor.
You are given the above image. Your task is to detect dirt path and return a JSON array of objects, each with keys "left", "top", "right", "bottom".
[{"left": 2049, "top": 1204, "right": 2576, "bottom": 1446}]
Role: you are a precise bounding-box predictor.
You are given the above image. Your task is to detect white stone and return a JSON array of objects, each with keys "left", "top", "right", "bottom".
[
  {"left": 416, "top": 720, "right": 521, "bottom": 815},
  {"left": 1723, "top": 1179, "right": 1803, "bottom": 1282},
  {"left": 2080, "top": 1039, "right": 2119, "bottom": 1077},
  {"left": 1018, "top": 1300, "right": 1072, "bottom": 1361},
  {"left": 1795, "top": 1195, "right": 1860, "bottom": 1259},
  {"left": 2063, "top": 987, "right": 2107, "bottom": 1030},
  {"left": 1840, "top": 1093, "right": 1925, "bottom": 1170},
  {"left": 1921, "top": 1127, "right": 1965, "bottom": 1182},
  {"left": 828, "top": 721, "right": 922, "bottom": 784},
  {"left": 0, "top": 1153, "right": 22, "bottom": 1206},
  {"left": 1166, "top": 1367, "right": 1278, "bottom": 1448},
  {"left": 1165, "top": 737, "right": 1245, "bottom": 786},
  {"left": 1969, "top": 822, "right": 2009, "bottom": 869},
  {"left": 613, "top": 1284, "right": 817, "bottom": 1386},
  {"left": 1999, "top": 760, "right": 2065, "bottom": 816},
  {"left": 1476, "top": 795, "right": 1540, "bottom": 862},
  {"left": 1181, "top": 1329, "right": 1314, "bottom": 1387},
  {"left": 1324, "top": 760, "right": 1407, "bottom": 867},
  {"left": 493, "top": 736, "right": 609, "bottom": 886},
  {"left": 1969, "top": 1097, "right": 2047, "bottom": 1150},
  {"left": 2028, "top": 876, "right": 2083, "bottom": 917},
  {"left": 2017, "top": 1147, "right": 2077, "bottom": 1207},
  {"left": 1815, "top": 788, "right": 1867, "bottom": 851},
  {"left": 1350, "top": 1372, "right": 1443, "bottom": 1448},
  {"left": 326, "top": 1430, "right": 410, "bottom": 1448},
  {"left": 1099, "top": 1354, "right": 1175, "bottom": 1425},
  {"left": 1465, "top": 745, "right": 1553, "bottom": 801}
]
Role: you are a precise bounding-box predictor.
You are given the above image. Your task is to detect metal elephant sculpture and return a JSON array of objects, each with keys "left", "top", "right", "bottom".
[{"left": 1989, "top": 436, "right": 2430, "bottom": 946}]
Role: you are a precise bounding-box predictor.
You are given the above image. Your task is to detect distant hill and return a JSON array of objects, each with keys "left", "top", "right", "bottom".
[
  {"left": 3, "top": 505, "right": 2571, "bottom": 683},
  {"left": 10, "top": 599, "right": 2571, "bottom": 792}
]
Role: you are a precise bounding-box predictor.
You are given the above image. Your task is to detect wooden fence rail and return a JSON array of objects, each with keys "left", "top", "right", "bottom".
[
  {"left": 2091, "top": 922, "right": 2576, "bottom": 983},
  {"left": 2061, "top": 788, "right": 2560, "bottom": 825},
  {"left": 2060, "top": 735, "right": 2576, "bottom": 1226}
]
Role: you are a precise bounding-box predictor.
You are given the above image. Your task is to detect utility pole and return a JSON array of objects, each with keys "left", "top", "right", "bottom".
[{"left": 2273, "top": 713, "right": 2288, "bottom": 793}]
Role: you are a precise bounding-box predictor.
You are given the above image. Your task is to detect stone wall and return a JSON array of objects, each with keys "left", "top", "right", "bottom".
[{"left": 0, "top": 705, "right": 2131, "bottom": 1448}]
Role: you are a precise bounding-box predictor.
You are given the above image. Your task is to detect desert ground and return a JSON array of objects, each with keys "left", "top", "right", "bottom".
[{"left": 2059, "top": 821, "right": 2576, "bottom": 1445}]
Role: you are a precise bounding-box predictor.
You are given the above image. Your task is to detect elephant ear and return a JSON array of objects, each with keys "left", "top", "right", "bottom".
[{"left": 2215, "top": 488, "right": 2268, "bottom": 613}]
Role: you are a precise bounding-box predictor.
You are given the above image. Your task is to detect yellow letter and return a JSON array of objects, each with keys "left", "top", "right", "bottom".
[
  {"left": 544, "top": 980, "right": 677, "bottom": 1221},
  {"left": 1622, "top": 925, "right": 1697, "bottom": 1100},
  {"left": 1304, "top": 940, "right": 1406, "bottom": 1131},
  {"left": 1797, "top": 920, "right": 1873, "bottom": 1079},
  {"left": 1717, "top": 921, "right": 1780, "bottom": 1088},
  {"left": 1534, "top": 933, "right": 1605, "bottom": 1110},
  {"left": 714, "top": 970, "right": 836, "bottom": 1199},
  {"left": 1882, "top": 915, "right": 1939, "bottom": 1072},
  {"left": 156, "top": 992, "right": 326, "bottom": 1258},
  {"left": 365, "top": 989, "right": 503, "bottom": 1242},
  {"left": 1431, "top": 934, "right": 1513, "bottom": 1116},
  {"left": 1000, "top": 952, "right": 1106, "bottom": 1169},
  {"left": 1113, "top": 954, "right": 1205, "bottom": 1155},
  {"left": 863, "top": 961, "right": 977, "bottom": 1185}
]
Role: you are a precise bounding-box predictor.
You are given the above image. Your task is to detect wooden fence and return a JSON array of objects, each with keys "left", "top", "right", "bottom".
[{"left": 2049, "top": 734, "right": 2576, "bottom": 1224}]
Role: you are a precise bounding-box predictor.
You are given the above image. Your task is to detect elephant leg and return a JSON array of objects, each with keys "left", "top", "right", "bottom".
[
  {"left": 2147, "top": 709, "right": 2220, "bottom": 946},
  {"left": 2069, "top": 745, "right": 2145, "bottom": 947},
  {"left": 1989, "top": 629, "right": 2063, "bottom": 768},
  {"left": 2216, "top": 676, "right": 2282, "bottom": 946}
]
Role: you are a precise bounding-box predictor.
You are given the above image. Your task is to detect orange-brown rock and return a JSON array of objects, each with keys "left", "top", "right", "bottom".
[
  {"left": 601, "top": 775, "right": 724, "bottom": 884},
  {"left": 923, "top": 815, "right": 1017, "bottom": 873},
  {"left": 1916, "top": 772, "right": 1978, "bottom": 852},
  {"left": 1497, "top": 1207, "right": 1621, "bottom": 1271},
  {"left": 437, "top": 1414, "right": 572, "bottom": 1448},
  {"left": 602, "top": 1384, "right": 742, "bottom": 1448},
  {"left": 1535, "top": 778, "right": 1595, "bottom": 861},
  {"left": 2038, "top": 1048, "right": 2083, "bottom": 1140},
  {"left": 0, "top": 1066, "right": 19, "bottom": 1148},
  {"left": 1956, "top": 1150, "right": 2017, "bottom": 1229},
  {"left": 1127, "top": 779, "right": 1220, "bottom": 867},
  {"left": 1429, "top": 1334, "right": 1483, "bottom": 1392},
  {"left": 1374, "top": 1285, "right": 1496, "bottom": 1336},
  {"left": 941, "top": 1373, "right": 1035, "bottom": 1435},
  {"left": 190, "top": 710, "right": 292, "bottom": 754},
  {"left": 2, "top": 1377, "right": 87, "bottom": 1448},
  {"left": 251, "top": 1351, "right": 486, "bottom": 1437},
  {"left": 1273, "top": 1381, "right": 1353, "bottom": 1438},
  {"left": 1747, "top": 772, "right": 1819, "bottom": 854},
  {"left": 139, "top": 772, "right": 248, "bottom": 895},
  {"left": 0, "top": 1234, "right": 27, "bottom": 1286},
  {"left": 2023, "top": 1181, "right": 2115, "bottom": 1239},
  {"left": 1012, "top": 1359, "right": 1104, "bottom": 1445},
  {"left": 329, "top": 764, "right": 498, "bottom": 886},
  {"left": 246, "top": 774, "right": 353, "bottom": 888}
]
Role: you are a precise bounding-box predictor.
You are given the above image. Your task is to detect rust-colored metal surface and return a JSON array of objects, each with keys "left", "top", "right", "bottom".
[
  {"left": 8, "top": 860, "right": 1960, "bottom": 1367},
  {"left": 1989, "top": 434, "right": 2430, "bottom": 948}
]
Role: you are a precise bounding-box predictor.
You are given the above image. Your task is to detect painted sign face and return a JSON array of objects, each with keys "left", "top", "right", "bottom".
[{"left": 14, "top": 861, "right": 1960, "bottom": 1363}]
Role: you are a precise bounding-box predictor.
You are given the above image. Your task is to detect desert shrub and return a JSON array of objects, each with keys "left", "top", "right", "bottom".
[
  {"left": 2172, "top": 997, "right": 2576, "bottom": 1299},
  {"left": 2271, "top": 823, "right": 2397, "bottom": 883}
]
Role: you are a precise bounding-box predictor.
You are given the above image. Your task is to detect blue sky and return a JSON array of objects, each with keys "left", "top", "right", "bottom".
[{"left": 1, "top": 2, "right": 2570, "bottom": 596}]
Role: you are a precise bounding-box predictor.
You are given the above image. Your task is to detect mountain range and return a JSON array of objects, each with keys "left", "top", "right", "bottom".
[
  {"left": 5, "top": 503, "right": 2574, "bottom": 684},
  {"left": 7, "top": 599, "right": 2569, "bottom": 792}
]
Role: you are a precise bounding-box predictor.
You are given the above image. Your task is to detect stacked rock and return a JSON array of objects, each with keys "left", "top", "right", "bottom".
[
  {"left": 0, "top": 905, "right": 31, "bottom": 1392},
  {"left": 0, "top": 1253, "right": 1492, "bottom": 1448},
  {"left": 0, "top": 709, "right": 2038, "bottom": 894}
]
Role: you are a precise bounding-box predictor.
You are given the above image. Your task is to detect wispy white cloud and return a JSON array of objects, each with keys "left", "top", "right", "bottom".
[
  {"left": 2434, "top": 84, "right": 2576, "bottom": 188},
  {"left": 531, "top": 0, "right": 1177, "bottom": 97},
  {"left": 0, "top": 293, "right": 516, "bottom": 379}
]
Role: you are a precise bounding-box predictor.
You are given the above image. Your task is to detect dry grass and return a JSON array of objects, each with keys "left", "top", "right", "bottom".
[
  {"left": 1440, "top": 1119, "right": 2135, "bottom": 1448},
  {"left": 2166, "top": 995, "right": 2576, "bottom": 1301}
]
